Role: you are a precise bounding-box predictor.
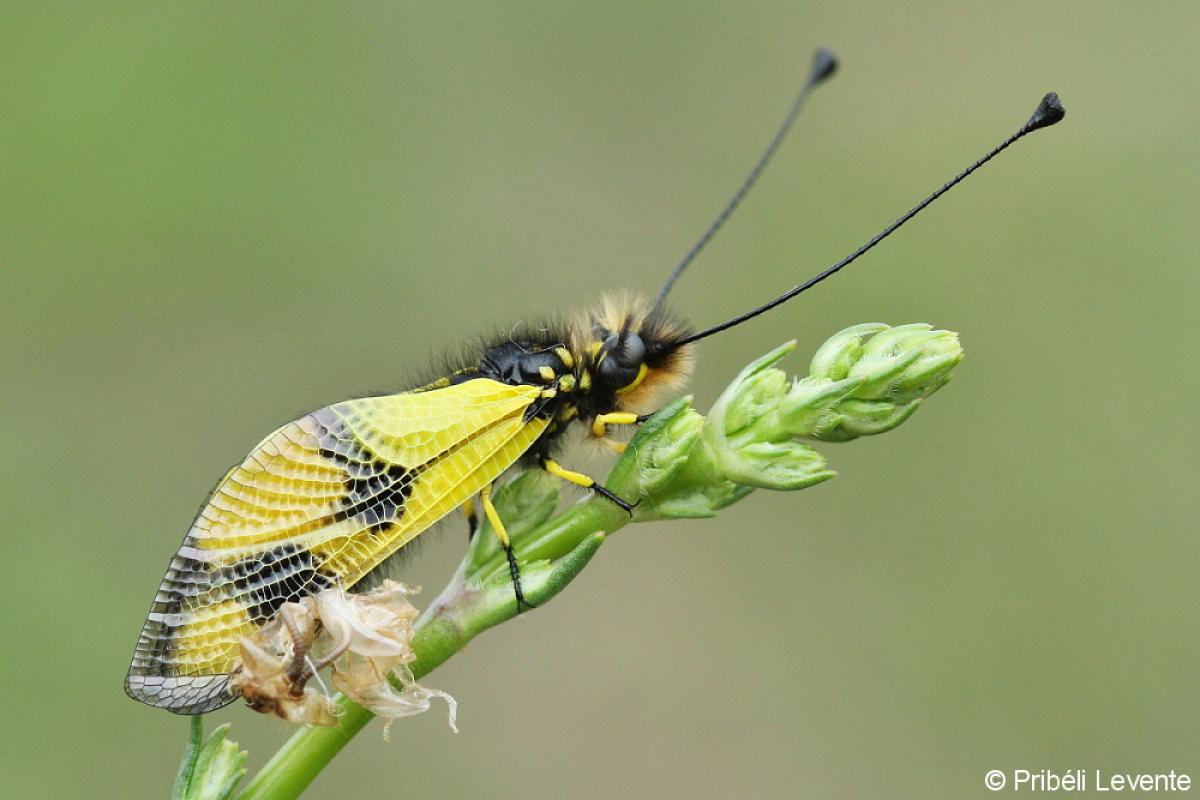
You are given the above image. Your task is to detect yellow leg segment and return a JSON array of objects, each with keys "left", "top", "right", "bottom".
[
  {"left": 541, "top": 458, "right": 596, "bottom": 489},
  {"left": 480, "top": 483, "right": 534, "bottom": 612},
  {"left": 592, "top": 411, "right": 640, "bottom": 439},
  {"left": 541, "top": 457, "right": 636, "bottom": 514},
  {"left": 479, "top": 484, "right": 510, "bottom": 548}
]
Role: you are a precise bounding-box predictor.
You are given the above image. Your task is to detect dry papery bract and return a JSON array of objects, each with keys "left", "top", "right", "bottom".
[{"left": 230, "top": 580, "right": 457, "bottom": 737}]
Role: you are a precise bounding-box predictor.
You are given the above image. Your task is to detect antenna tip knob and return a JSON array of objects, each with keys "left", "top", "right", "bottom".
[
  {"left": 1026, "top": 92, "right": 1066, "bottom": 132},
  {"left": 809, "top": 48, "right": 838, "bottom": 84}
]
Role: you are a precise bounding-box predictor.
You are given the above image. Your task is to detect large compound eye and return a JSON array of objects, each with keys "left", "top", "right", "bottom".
[
  {"left": 623, "top": 331, "right": 646, "bottom": 365},
  {"left": 597, "top": 331, "right": 646, "bottom": 389}
]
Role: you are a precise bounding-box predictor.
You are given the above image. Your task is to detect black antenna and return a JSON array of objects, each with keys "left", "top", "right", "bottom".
[
  {"left": 671, "top": 92, "right": 1066, "bottom": 348},
  {"left": 651, "top": 48, "right": 838, "bottom": 313}
]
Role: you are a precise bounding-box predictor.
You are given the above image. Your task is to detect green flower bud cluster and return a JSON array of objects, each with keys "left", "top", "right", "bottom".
[
  {"left": 804, "top": 323, "right": 963, "bottom": 442},
  {"left": 629, "top": 323, "right": 964, "bottom": 517}
]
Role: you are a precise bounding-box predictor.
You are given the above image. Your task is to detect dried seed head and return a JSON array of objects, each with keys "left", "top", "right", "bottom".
[
  {"left": 231, "top": 603, "right": 338, "bottom": 726},
  {"left": 319, "top": 581, "right": 458, "bottom": 736},
  {"left": 231, "top": 581, "right": 456, "bottom": 734}
]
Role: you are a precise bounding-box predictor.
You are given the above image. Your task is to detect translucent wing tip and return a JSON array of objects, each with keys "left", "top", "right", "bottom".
[{"left": 125, "top": 672, "right": 237, "bottom": 715}]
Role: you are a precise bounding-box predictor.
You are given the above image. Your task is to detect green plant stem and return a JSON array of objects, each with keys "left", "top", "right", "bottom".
[{"left": 173, "top": 716, "right": 204, "bottom": 800}]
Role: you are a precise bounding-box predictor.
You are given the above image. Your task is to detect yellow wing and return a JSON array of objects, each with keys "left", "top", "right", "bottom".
[{"left": 126, "top": 378, "right": 548, "bottom": 714}]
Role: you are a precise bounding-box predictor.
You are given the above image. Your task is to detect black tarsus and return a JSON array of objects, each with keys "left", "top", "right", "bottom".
[
  {"left": 591, "top": 481, "right": 638, "bottom": 517},
  {"left": 505, "top": 544, "right": 536, "bottom": 613},
  {"left": 651, "top": 47, "right": 839, "bottom": 312},
  {"left": 671, "top": 91, "right": 1067, "bottom": 347}
]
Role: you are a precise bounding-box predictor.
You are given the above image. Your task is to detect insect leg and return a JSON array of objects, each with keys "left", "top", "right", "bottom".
[
  {"left": 480, "top": 483, "right": 536, "bottom": 613},
  {"left": 540, "top": 457, "right": 637, "bottom": 516},
  {"left": 590, "top": 411, "right": 641, "bottom": 439},
  {"left": 593, "top": 411, "right": 656, "bottom": 454},
  {"left": 462, "top": 498, "right": 478, "bottom": 541}
]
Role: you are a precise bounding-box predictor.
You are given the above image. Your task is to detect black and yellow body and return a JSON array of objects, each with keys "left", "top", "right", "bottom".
[
  {"left": 125, "top": 296, "right": 694, "bottom": 714},
  {"left": 124, "top": 43, "right": 1062, "bottom": 715}
]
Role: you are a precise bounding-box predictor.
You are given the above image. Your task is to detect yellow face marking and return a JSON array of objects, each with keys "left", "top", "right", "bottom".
[
  {"left": 588, "top": 340, "right": 603, "bottom": 358},
  {"left": 559, "top": 374, "right": 576, "bottom": 392},
  {"left": 579, "top": 371, "right": 592, "bottom": 391},
  {"left": 554, "top": 347, "right": 574, "bottom": 368},
  {"left": 615, "top": 362, "right": 649, "bottom": 395},
  {"left": 538, "top": 365, "right": 556, "bottom": 382}
]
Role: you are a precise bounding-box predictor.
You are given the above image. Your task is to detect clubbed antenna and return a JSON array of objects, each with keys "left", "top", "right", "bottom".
[
  {"left": 1026, "top": 92, "right": 1065, "bottom": 131},
  {"left": 651, "top": 48, "right": 839, "bottom": 313},
  {"left": 673, "top": 92, "right": 1067, "bottom": 347}
]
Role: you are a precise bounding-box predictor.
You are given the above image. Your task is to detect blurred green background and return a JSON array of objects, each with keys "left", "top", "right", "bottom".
[{"left": 3, "top": 2, "right": 1197, "bottom": 798}]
